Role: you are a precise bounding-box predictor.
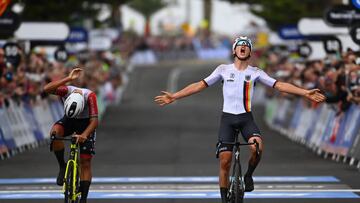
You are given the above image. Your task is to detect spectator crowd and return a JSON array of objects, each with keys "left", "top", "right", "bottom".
[
  {"left": 2, "top": 29, "right": 360, "bottom": 116},
  {"left": 0, "top": 45, "right": 123, "bottom": 109},
  {"left": 259, "top": 46, "right": 360, "bottom": 114}
]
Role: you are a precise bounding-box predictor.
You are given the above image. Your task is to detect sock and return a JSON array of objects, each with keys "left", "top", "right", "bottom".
[
  {"left": 54, "top": 149, "right": 66, "bottom": 169},
  {"left": 80, "top": 181, "right": 91, "bottom": 200},
  {"left": 245, "top": 163, "right": 257, "bottom": 177},
  {"left": 220, "top": 187, "right": 228, "bottom": 203}
]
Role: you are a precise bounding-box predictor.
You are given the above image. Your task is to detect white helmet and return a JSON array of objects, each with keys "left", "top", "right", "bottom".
[
  {"left": 232, "top": 36, "right": 253, "bottom": 51},
  {"left": 64, "top": 92, "right": 85, "bottom": 118}
]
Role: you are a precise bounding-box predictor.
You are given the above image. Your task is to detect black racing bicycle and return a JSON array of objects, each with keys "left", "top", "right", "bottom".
[
  {"left": 51, "top": 135, "right": 81, "bottom": 203},
  {"left": 226, "top": 134, "right": 259, "bottom": 203}
]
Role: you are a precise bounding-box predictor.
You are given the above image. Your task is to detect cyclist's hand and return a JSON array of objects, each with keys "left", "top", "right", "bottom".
[
  {"left": 68, "top": 67, "right": 83, "bottom": 80},
  {"left": 304, "top": 89, "right": 326, "bottom": 103},
  {"left": 154, "top": 91, "right": 175, "bottom": 106},
  {"left": 74, "top": 134, "right": 87, "bottom": 143}
]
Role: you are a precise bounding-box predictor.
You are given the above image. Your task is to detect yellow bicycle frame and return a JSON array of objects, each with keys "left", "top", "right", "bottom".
[{"left": 62, "top": 142, "right": 81, "bottom": 201}]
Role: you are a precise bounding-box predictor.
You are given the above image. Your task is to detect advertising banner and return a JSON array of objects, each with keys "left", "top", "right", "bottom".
[
  {"left": 310, "top": 105, "right": 333, "bottom": 147},
  {"left": 48, "top": 100, "right": 63, "bottom": 122},
  {"left": 289, "top": 100, "right": 304, "bottom": 134},
  {"left": 33, "top": 101, "right": 55, "bottom": 140},
  {"left": 23, "top": 103, "right": 44, "bottom": 141},
  {"left": 0, "top": 109, "right": 16, "bottom": 150},
  {"left": 0, "top": 128, "right": 8, "bottom": 154},
  {"left": 294, "top": 104, "right": 313, "bottom": 140},
  {"left": 266, "top": 97, "right": 360, "bottom": 161},
  {"left": 304, "top": 107, "right": 322, "bottom": 142},
  {"left": 349, "top": 129, "right": 360, "bottom": 160},
  {"left": 334, "top": 105, "right": 360, "bottom": 156},
  {"left": 278, "top": 25, "right": 305, "bottom": 40},
  {"left": 265, "top": 98, "right": 278, "bottom": 126},
  {"left": 319, "top": 108, "right": 342, "bottom": 154},
  {"left": 273, "top": 99, "right": 290, "bottom": 128}
]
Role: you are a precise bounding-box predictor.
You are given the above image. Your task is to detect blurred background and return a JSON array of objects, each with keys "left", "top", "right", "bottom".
[{"left": 0, "top": 0, "right": 360, "bottom": 202}]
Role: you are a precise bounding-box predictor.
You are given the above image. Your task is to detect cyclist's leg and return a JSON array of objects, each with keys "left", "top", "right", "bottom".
[
  {"left": 219, "top": 151, "right": 232, "bottom": 202},
  {"left": 246, "top": 136, "right": 263, "bottom": 176},
  {"left": 239, "top": 112, "right": 263, "bottom": 192},
  {"left": 217, "top": 113, "right": 237, "bottom": 202},
  {"left": 79, "top": 154, "right": 92, "bottom": 202},
  {"left": 50, "top": 117, "right": 73, "bottom": 186},
  {"left": 78, "top": 128, "right": 96, "bottom": 202}
]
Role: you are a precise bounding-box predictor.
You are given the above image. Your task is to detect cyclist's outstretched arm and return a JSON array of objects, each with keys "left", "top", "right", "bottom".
[
  {"left": 43, "top": 67, "right": 83, "bottom": 94},
  {"left": 274, "top": 81, "right": 326, "bottom": 103},
  {"left": 154, "top": 80, "right": 207, "bottom": 106}
]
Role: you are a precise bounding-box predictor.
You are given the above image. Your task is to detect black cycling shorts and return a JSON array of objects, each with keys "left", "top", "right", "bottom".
[
  {"left": 54, "top": 116, "right": 96, "bottom": 156},
  {"left": 216, "top": 112, "right": 261, "bottom": 158}
]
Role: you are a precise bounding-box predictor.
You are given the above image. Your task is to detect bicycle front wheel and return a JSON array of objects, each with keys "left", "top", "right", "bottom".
[
  {"left": 234, "top": 159, "right": 244, "bottom": 203},
  {"left": 64, "top": 162, "right": 80, "bottom": 203}
]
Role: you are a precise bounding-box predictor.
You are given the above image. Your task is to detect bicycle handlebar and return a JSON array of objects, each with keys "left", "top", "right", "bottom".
[
  {"left": 221, "top": 140, "right": 260, "bottom": 156},
  {"left": 50, "top": 135, "right": 78, "bottom": 143}
]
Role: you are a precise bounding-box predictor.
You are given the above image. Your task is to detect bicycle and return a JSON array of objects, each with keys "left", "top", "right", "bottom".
[
  {"left": 51, "top": 134, "right": 81, "bottom": 203},
  {"left": 226, "top": 134, "right": 260, "bottom": 203}
]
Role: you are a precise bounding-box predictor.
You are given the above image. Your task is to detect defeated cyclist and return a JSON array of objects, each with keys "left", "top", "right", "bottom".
[
  {"left": 154, "top": 36, "right": 325, "bottom": 203},
  {"left": 44, "top": 67, "right": 98, "bottom": 203}
]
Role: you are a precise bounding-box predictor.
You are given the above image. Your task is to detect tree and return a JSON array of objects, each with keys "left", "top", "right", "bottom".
[
  {"left": 20, "top": 0, "right": 130, "bottom": 28},
  {"left": 126, "top": 0, "right": 167, "bottom": 36},
  {"left": 222, "top": 0, "right": 342, "bottom": 31}
]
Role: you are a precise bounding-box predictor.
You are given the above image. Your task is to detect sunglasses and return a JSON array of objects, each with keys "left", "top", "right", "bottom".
[{"left": 236, "top": 40, "right": 251, "bottom": 48}]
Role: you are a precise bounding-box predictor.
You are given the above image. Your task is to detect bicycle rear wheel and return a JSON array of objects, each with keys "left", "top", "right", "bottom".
[{"left": 64, "top": 162, "right": 80, "bottom": 203}]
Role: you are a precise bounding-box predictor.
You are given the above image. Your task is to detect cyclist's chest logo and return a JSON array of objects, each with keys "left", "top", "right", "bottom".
[
  {"left": 245, "top": 75, "right": 251, "bottom": 81},
  {"left": 227, "top": 73, "right": 236, "bottom": 82}
]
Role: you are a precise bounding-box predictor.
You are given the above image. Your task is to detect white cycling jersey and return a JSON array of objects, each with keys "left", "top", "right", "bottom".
[{"left": 203, "top": 63, "right": 277, "bottom": 114}]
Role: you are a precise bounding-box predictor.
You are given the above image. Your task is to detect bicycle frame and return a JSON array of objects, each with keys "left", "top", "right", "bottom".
[
  {"left": 64, "top": 140, "right": 81, "bottom": 201},
  {"left": 51, "top": 135, "right": 81, "bottom": 202}
]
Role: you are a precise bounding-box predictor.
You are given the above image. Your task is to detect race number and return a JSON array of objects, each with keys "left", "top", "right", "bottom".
[{"left": 54, "top": 48, "right": 69, "bottom": 62}]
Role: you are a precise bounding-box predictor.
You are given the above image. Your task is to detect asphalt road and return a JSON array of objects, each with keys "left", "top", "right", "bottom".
[{"left": 0, "top": 61, "right": 359, "bottom": 203}]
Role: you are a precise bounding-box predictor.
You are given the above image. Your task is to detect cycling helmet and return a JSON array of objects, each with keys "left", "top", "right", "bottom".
[
  {"left": 232, "top": 36, "right": 253, "bottom": 51},
  {"left": 64, "top": 92, "right": 84, "bottom": 118}
]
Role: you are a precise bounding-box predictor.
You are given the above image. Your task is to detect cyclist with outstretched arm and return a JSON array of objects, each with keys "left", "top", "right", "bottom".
[
  {"left": 154, "top": 36, "right": 325, "bottom": 203},
  {"left": 44, "top": 67, "right": 98, "bottom": 203}
]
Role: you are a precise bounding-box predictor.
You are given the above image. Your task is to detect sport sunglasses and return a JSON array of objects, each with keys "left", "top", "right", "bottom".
[{"left": 235, "top": 40, "right": 251, "bottom": 48}]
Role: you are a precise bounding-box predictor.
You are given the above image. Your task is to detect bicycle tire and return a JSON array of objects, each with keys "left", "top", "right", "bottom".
[
  {"left": 64, "top": 162, "right": 80, "bottom": 203},
  {"left": 234, "top": 159, "right": 244, "bottom": 203}
]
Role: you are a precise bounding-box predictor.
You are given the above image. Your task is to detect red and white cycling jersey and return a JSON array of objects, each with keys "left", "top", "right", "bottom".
[{"left": 55, "top": 85, "right": 98, "bottom": 119}]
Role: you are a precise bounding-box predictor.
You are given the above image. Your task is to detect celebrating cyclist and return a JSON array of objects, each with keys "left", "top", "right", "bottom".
[
  {"left": 44, "top": 67, "right": 98, "bottom": 203},
  {"left": 154, "top": 36, "right": 325, "bottom": 203}
]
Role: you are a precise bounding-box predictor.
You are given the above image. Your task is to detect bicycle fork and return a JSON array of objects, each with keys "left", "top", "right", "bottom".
[
  {"left": 228, "top": 150, "right": 243, "bottom": 199},
  {"left": 63, "top": 148, "right": 81, "bottom": 200}
]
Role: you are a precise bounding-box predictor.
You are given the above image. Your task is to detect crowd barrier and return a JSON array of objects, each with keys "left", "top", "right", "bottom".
[
  {"left": 0, "top": 90, "right": 112, "bottom": 160},
  {"left": 265, "top": 97, "right": 360, "bottom": 170}
]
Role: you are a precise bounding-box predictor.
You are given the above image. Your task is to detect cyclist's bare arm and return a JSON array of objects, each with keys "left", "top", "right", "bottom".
[
  {"left": 155, "top": 80, "right": 207, "bottom": 106},
  {"left": 75, "top": 92, "right": 99, "bottom": 143},
  {"left": 43, "top": 67, "right": 83, "bottom": 94},
  {"left": 75, "top": 118, "right": 98, "bottom": 143},
  {"left": 274, "top": 81, "right": 326, "bottom": 103}
]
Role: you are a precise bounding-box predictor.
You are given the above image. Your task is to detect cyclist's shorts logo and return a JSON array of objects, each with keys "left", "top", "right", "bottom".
[{"left": 245, "top": 75, "right": 251, "bottom": 81}]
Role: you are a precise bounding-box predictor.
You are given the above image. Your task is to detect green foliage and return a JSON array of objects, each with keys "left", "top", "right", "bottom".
[
  {"left": 21, "top": 0, "right": 96, "bottom": 25},
  {"left": 126, "top": 0, "right": 167, "bottom": 19},
  {"left": 20, "top": 0, "right": 130, "bottom": 26},
  {"left": 222, "top": 0, "right": 333, "bottom": 31}
]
